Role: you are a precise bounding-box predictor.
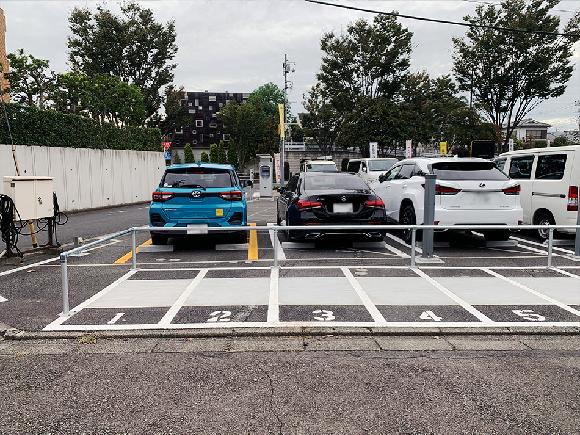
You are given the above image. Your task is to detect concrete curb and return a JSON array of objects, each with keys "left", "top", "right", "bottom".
[{"left": 4, "top": 325, "right": 580, "bottom": 341}]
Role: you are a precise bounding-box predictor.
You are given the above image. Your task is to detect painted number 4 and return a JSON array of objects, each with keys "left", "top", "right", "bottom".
[
  {"left": 419, "top": 311, "right": 442, "bottom": 322},
  {"left": 207, "top": 310, "right": 232, "bottom": 322},
  {"left": 512, "top": 309, "right": 545, "bottom": 322},
  {"left": 313, "top": 310, "right": 335, "bottom": 322}
]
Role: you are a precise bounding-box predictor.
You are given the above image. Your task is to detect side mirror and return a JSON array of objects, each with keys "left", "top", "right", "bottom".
[
  {"left": 362, "top": 167, "right": 368, "bottom": 173},
  {"left": 245, "top": 180, "right": 254, "bottom": 188}
]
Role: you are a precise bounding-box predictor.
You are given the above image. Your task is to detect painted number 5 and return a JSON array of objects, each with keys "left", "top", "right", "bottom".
[
  {"left": 313, "top": 309, "right": 335, "bottom": 322},
  {"left": 512, "top": 309, "right": 546, "bottom": 322},
  {"left": 207, "top": 310, "right": 232, "bottom": 323}
]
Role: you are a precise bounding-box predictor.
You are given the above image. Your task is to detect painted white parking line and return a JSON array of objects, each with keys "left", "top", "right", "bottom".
[
  {"left": 552, "top": 268, "right": 580, "bottom": 280},
  {"left": 107, "top": 312, "right": 125, "bottom": 325},
  {"left": 483, "top": 268, "right": 580, "bottom": 318},
  {"left": 412, "top": 269, "right": 493, "bottom": 323},
  {"left": 267, "top": 267, "right": 279, "bottom": 323},
  {"left": 0, "top": 295, "right": 7, "bottom": 303},
  {"left": 379, "top": 241, "right": 410, "bottom": 258},
  {"left": 267, "top": 223, "right": 286, "bottom": 261},
  {"left": 0, "top": 256, "right": 60, "bottom": 277},
  {"left": 158, "top": 269, "right": 208, "bottom": 326},
  {"left": 384, "top": 233, "right": 423, "bottom": 254},
  {"left": 341, "top": 267, "right": 387, "bottom": 325},
  {"left": 512, "top": 236, "right": 576, "bottom": 256}
]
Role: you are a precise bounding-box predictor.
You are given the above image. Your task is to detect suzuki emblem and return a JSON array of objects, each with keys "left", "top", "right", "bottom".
[{"left": 192, "top": 191, "right": 201, "bottom": 198}]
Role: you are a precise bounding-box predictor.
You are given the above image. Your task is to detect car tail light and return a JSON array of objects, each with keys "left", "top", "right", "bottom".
[
  {"left": 296, "top": 199, "right": 322, "bottom": 210},
  {"left": 568, "top": 186, "right": 578, "bottom": 211},
  {"left": 364, "top": 198, "right": 385, "bottom": 208},
  {"left": 502, "top": 185, "right": 521, "bottom": 195},
  {"left": 152, "top": 191, "right": 173, "bottom": 202},
  {"left": 219, "top": 190, "right": 243, "bottom": 201},
  {"left": 435, "top": 184, "right": 461, "bottom": 195}
]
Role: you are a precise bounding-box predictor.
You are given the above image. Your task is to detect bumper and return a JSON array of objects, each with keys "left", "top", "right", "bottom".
[
  {"left": 148, "top": 203, "right": 247, "bottom": 231},
  {"left": 432, "top": 208, "right": 523, "bottom": 227}
]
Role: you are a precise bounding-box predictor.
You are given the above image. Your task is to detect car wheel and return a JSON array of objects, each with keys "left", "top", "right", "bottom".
[
  {"left": 533, "top": 211, "right": 555, "bottom": 241},
  {"left": 399, "top": 205, "right": 417, "bottom": 244},
  {"left": 150, "top": 233, "right": 168, "bottom": 245},
  {"left": 482, "top": 230, "right": 511, "bottom": 242},
  {"left": 233, "top": 231, "right": 247, "bottom": 244},
  {"left": 276, "top": 206, "right": 282, "bottom": 226}
]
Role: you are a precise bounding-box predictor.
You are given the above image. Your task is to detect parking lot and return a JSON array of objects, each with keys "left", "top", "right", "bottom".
[{"left": 2, "top": 199, "right": 578, "bottom": 333}]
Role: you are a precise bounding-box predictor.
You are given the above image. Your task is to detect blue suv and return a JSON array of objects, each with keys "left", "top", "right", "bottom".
[{"left": 149, "top": 163, "right": 249, "bottom": 245}]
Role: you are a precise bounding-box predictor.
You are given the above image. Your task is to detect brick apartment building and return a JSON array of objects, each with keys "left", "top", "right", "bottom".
[{"left": 170, "top": 91, "right": 250, "bottom": 160}]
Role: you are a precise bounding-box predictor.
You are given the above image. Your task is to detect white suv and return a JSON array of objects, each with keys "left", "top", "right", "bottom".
[{"left": 373, "top": 157, "right": 523, "bottom": 242}]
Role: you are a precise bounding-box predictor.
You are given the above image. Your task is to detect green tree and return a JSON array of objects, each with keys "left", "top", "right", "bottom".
[
  {"left": 227, "top": 140, "right": 238, "bottom": 168},
  {"left": 172, "top": 151, "right": 182, "bottom": 164},
  {"left": 301, "top": 84, "right": 340, "bottom": 155},
  {"left": 247, "top": 82, "right": 285, "bottom": 154},
  {"left": 160, "top": 85, "right": 190, "bottom": 136},
  {"left": 5, "top": 49, "right": 54, "bottom": 108},
  {"left": 217, "top": 141, "right": 227, "bottom": 164},
  {"left": 200, "top": 151, "right": 209, "bottom": 162},
  {"left": 552, "top": 136, "right": 569, "bottom": 147},
  {"left": 209, "top": 143, "right": 219, "bottom": 163},
  {"left": 453, "top": 0, "right": 580, "bottom": 152},
  {"left": 183, "top": 143, "right": 194, "bottom": 163},
  {"left": 68, "top": 2, "right": 177, "bottom": 120}
]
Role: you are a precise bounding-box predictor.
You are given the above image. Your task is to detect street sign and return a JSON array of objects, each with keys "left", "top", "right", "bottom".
[
  {"left": 369, "top": 142, "right": 378, "bottom": 159},
  {"left": 405, "top": 140, "right": 412, "bottom": 159},
  {"left": 163, "top": 151, "right": 171, "bottom": 161},
  {"left": 508, "top": 138, "right": 514, "bottom": 152},
  {"left": 162, "top": 141, "right": 171, "bottom": 151},
  {"left": 274, "top": 153, "right": 281, "bottom": 184},
  {"left": 439, "top": 141, "right": 448, "bottom": 156}
]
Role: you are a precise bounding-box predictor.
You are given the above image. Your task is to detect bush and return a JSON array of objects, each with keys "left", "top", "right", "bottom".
[
  {"left": 227, "top": 141, "right": 238, "bottom": 168},
  {"left": 552, "top": 136, "right": 569, "bottom": 147},
  {"left": 209, "top": 143, "right": 218, "bottom": 162},
  {"left": 183, "top": 143, "right": 194, "bottom": 163},
  {"left": 0, "top": 103, "right": 161, "bottom": 151},
  {"left": 200, "top": 151, "right": 209, "bottom": 162},
  {"left": 217, "top": 141, "right": 227, "bottom": 164},
  {"left": 172, "top": 152, "right": 182, "bottom": 164}
]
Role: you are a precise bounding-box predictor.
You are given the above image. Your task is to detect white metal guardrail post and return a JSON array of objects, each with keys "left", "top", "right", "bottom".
[
  {"left": 548, "top": 228, "right": 554, "bottom": 267},
  {"left": 273, "top": 227, "right": 279, "bottom": 268},
  {"left": 422, "top": 174, "right": 436, "bottom": 258},
  {"left": 60, "top": 253, "right": 69, "bottom": 316},
  {"left": 131, "top": 228, "right": 137, "bottom": 270},
  {"left": 576, "top": 210, "right": 580, "bottom": 258},
  {"left": 410, "top": 229, "right": 416, "bottom": 267}
]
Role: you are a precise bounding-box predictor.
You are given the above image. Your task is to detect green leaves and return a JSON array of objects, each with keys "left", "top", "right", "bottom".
[
  {"left": 4, "top": 49, "right": 53, "bottom": 109},
  {"left": 183, "top": 143, "right": 194, "bottom": 163}
]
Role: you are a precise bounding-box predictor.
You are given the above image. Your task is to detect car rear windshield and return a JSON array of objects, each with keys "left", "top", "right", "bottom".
[
  {"left": 162, "top": 168, "right": 234, "bottom": 188},
  {"left": 368, "top": 159, "right": 397, "bottom": 171},
  {"left": 307, "top": 163, "right": 337, "bottom": 172},
  {"left": 305, "top": 174, "right": 369, "bottom": 191},
  {"left": 430, "top": 162, "right": 509, "bottom": 181}
]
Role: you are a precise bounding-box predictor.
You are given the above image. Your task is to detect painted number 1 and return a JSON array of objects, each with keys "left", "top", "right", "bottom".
[
  {"left": 312, "top": 310, "right": 335, "bottom": 322},
  {"left": 207, "top": 310, "right": 232, "bottom": 322},
  {"left": 512, "top": 309, "right": 546, "bottom": 322},
  {"left": 420, "top": 311, "right": 442, "bottom": 322}
]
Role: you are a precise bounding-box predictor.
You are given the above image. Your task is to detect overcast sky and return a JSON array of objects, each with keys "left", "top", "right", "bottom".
[{"left": 1, "top": 0, "right": 579, "bottom": 130}]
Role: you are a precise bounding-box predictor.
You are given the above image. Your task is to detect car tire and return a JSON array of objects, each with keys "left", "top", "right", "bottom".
[
  {"left": 482, "top": 230, "right": 511, "bottom": 242},
  {"left": 533, "top": 211, "right": 555, "bottom": 241},
  {"left": 233, "top": 231, "right": 247, "bottom": 244},
  {"left": 151, "top": 233, "right": 168, "bottom": 245},
  {"left": 399, "top": 204, "right": 418, "bottom": 244}
]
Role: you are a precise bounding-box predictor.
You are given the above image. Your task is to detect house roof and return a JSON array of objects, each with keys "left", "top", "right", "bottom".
[{"left": 512, "top": 118, "right": 551, "bottom": 129}]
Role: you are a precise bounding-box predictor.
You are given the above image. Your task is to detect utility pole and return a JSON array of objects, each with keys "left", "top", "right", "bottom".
[{"left": 282, "top": 54, "right": 294, "bottom": 185}]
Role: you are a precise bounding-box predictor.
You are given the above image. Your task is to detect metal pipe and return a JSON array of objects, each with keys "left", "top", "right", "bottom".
[
  {"left": 131, "top": 229, "right": 137, "bottom": 270},
  {"left": 576, "top": 210, "right": 580, "bottom": 258},
  {"left": 273, "top": 227, "right": 279, "bottom": 268},
  {"left": 422, "top": 174, "right": 436, "bottom": 258},
  {"left": 410, "top": 229, "right": 416, "bottom": 267},
  {"left": 61, "top": 254, "right": 69, "bottom": 316},
  {"left": 548, "top": 228, "right": 554, "bottom": 267}
]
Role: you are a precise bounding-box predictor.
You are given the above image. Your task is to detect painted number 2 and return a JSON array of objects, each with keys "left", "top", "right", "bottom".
[
  {"left": 207, "top": 310, "right": 232, "bottom": 322},
  {"left": 512, "top": 309, "right": 546, "bottom": 322},
  {"left": 419, "top": 311, "right": 443, "bottom": 322},
  {"left": 313, "top": 310, "right": 335, "bottom": 322}
]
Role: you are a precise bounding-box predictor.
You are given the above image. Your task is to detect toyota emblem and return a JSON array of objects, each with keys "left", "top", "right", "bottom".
[
  {"left": 341, "top": 196, "right": 347, "bottom": 202},
  {"left": 192, "top": 191, "right": 201, "bottom": 198}
]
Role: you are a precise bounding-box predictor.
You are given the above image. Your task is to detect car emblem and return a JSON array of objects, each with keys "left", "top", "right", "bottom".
[
  {"left": 192, "top": 191, "right": 201, "bottom": 198},
  {"left": 341, "top": 196, "right": 347, "bottom": 202},
  {"left": 479, "top": 183, "right": 486, "bottom": 188}
]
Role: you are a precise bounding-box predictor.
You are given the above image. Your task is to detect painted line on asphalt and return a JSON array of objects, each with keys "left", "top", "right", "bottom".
[
  {"left": 267, "top": 267, "right": 279, "bottom": 323},
  {"left": 267, "top": 223, "right": 286, "bottom": 261},
  {"left": 381, "top": 241, "right": 410, "bottom": 258},
  {"left": 484, "top": 268, "right": 580, "bottom": 318},
  {"left": 341, "top": 267, "right": 387, "bottom": 325},
  {"left": 511, "top": 236, "right": 576, "bottom": 256},
  {"left": 247, "top": 223, "right": 259, "bottom": 261},
  {"left": 114, "top": 239, "right": 152, "bottom": 264},
  {"left": 552, "top": 268, "right": 580, "bottom": 280},
  {"left": 384, "top": 233, "right": 423, "bottom": 254},
  {"left": 158, "top": 268, "right": 208, "bottom": 326},
  {"left": 0, "top": 295, "right": 7, "bottom": 303},
  {"left": 412, "top": 268, "right": 493, "bottom": 323}
]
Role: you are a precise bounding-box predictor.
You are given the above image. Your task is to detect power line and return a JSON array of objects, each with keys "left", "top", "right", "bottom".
[{"left": 305, "top": 0, "right": 580, "bottom": 38}]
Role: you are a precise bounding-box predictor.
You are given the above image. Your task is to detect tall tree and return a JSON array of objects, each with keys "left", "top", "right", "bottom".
[
  {"left": 5, "top": 49, "right": 54, "bottom": 108},
  {"left": 453, "top": 0, "right": 580, "bottom": 151},
  {"left": 160, "top": 85, "right": 190, "bottom": 137},
  {"left": 247, "top": 82, "right": 285, "bottom": 154},
  {"left": 68, "top": 2, "right": 177, "bottom": 120}
]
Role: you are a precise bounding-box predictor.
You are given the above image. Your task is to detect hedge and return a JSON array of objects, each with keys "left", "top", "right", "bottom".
[{"left": 0, "top": 104, "right": 162, "bottom": 151}]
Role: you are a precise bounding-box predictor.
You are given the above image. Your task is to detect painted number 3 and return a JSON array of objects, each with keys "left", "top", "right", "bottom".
[
  {"left": 512, "top": 309, "right": 546, "bottom": 322},
  {"left": 207, "top": 310, "right": 232, "bottom": 322},
  {"left": 313, "top": 310, "right": 335, "bottom": 322}
]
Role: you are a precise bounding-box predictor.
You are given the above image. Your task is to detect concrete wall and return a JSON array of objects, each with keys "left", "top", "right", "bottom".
[{"left": 0, "top": 144, "right": 165, "bottom": 212}]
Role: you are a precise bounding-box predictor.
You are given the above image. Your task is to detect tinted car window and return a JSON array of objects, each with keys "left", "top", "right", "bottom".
[
  {"left": 347, "top": 161, "right": 361, "bottom": 173},
  {"left": 368, "top": 159, "right": 397, "bottom": 171},
  {"left": 509, "top": 155, "right": 535, "bottom": 179},
  {"left": 430, "top": 161, "right": 509, "bottom": 181},
  {"left": 495, "top": 158, "right": 507, "bottom": 172},
  {"left": 397, "top": 164, "right": 415, "bottom": 180},
  {"left": 305, "top": 174, "right": 369, "bottom": 191},
  {"left": 162, "top": 168, "right": 233, "bottom": 188},
  {"left": 535, "top": 154, "right": 567, "bottom": 180},
  {"left": 307, "top": 163, "right": 337, "bottom": 172},
  {"left": 384, "top": 165, "right": 401, "bottom": 181}
]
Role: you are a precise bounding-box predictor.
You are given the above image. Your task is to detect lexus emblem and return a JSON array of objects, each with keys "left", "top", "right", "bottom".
[
  {"left": 192, "top": 191, "right": 201, "bottom": 198},
  {"left": 341, "top": 196, "right": 347, "bottom": 202},
  {"left": 479, "top": 183, "right": 486, "bottom": 188}
]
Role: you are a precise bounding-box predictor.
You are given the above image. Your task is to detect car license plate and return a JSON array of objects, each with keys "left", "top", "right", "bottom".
[
  {"left": 187, "top": 224, "right": 208, "bottom": 235},
  {"left": 334, "top": 203, "right": 353, "bottom": 213}
]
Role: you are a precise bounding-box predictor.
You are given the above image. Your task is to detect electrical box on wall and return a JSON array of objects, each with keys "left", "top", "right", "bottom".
[{"left": 3, "top": 176, "right": 54, "bottom": 221}]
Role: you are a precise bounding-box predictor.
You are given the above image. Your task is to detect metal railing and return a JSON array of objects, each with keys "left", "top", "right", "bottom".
[{"left": 57, "top": 223, "right": 580, "bottom": 317}]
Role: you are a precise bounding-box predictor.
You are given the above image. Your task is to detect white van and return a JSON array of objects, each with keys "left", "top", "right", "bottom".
[
  {"left": 496, "top": 145, "right": 579, "bottom": 239},
  {"left": 347, "top": 158, "right": 398, "bottom": 188}
]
